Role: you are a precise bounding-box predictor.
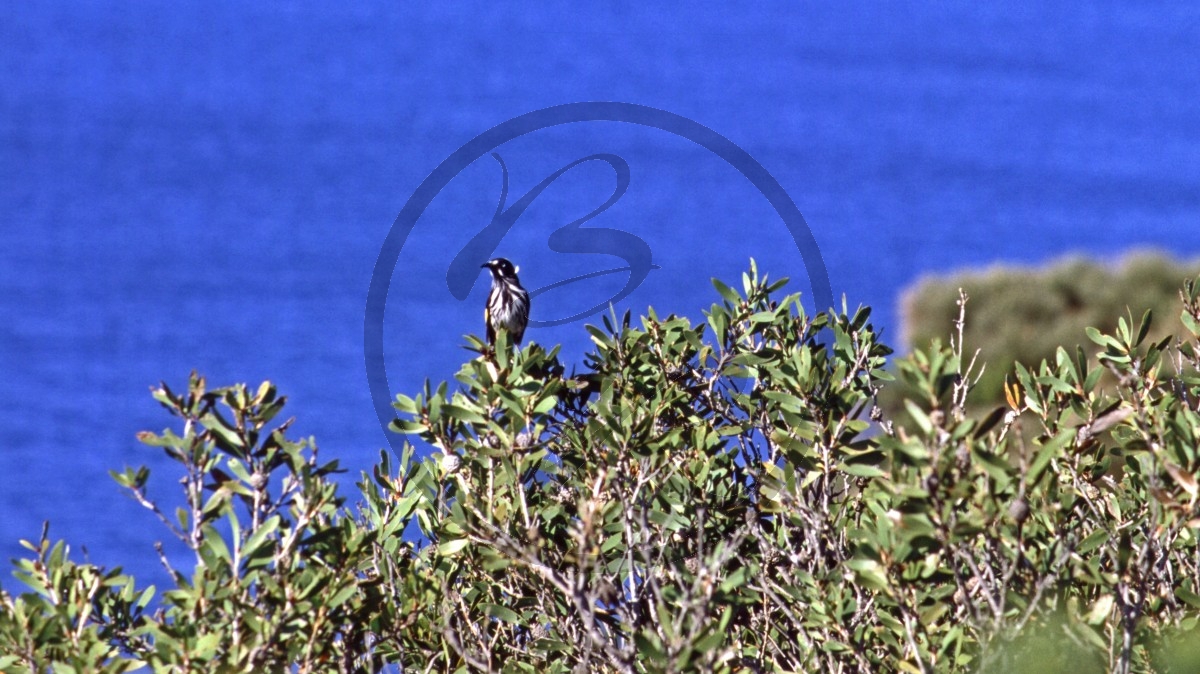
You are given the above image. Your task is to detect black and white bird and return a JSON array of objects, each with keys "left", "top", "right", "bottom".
[{"left": 481, "top": 258, "right": 530, "bottom": 347}]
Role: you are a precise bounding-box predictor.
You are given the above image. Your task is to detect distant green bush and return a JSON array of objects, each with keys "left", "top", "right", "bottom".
[{"left": 897, "top": 251, "right": 1200, "bottom": 412}]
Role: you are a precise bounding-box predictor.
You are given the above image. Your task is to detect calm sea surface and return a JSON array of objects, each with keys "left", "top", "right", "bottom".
[{"left": 2, "top": 3, "right": 1198, "bottom": 589}]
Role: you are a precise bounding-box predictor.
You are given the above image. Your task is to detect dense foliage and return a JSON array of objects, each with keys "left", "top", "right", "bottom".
[{"left": 4, "top": 262, "right": 1200, "bottom": 673}]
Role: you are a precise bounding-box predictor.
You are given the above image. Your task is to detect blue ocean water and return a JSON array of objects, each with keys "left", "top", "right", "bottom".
[{"left": 1, "top": 3, "right": 1198, "bottom": 591}]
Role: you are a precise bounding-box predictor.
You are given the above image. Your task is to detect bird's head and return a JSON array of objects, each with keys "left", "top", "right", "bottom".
[{"left": 482, "top": 258, "right": 520, "bottom": 280}]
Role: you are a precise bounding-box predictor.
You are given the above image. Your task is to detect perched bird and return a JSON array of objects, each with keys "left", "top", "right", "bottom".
[{"left": 481, "top": 257, "right": 530, "bottom": 346}]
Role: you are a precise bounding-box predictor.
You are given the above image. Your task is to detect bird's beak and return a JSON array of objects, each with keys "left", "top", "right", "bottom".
[{"left": 480, "top": 261, "right": 490, "bottom": 269}]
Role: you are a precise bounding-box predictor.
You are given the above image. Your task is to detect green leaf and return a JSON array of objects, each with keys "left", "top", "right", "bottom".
[
  {"left": 240, "top": 515, "right": 280, "bottom": 566},
  {"left": 1176, "top": 586, "right": 1200, "bottom": 609},
  {"left": 749, "top": 311, "right": 776, "bottom": 325},
  {"left": 444, "top": 404, "right": 487, "bottom": 425},
  {"left": 533, "top": 395, "right": 558, "bottom": 415},
  {"left": 1134, "top": 308, "right": 1152, "bottom": 347},
  {"left": 634, "top": 632, "right": 667, "bottom": 666},
  {"left": 845, "top": 558, "right": 890, "bottom": 592},
  {"left": 1085, "top": 594, "right": 1114, "bottom": 625},
  {"left": 484, "top": 603, "right": 521, "bottom": 623},
  {"left": 841, "top": 462, "right": 886, "bottom": 479},
  {"left": 327, "top": 584, "right": 358, "bottom": 608},
  {"left": 200, "top": 411, "right": 246, "bottom": 451},
  {"left": 1182, "top": 308, "right": 1200, "bottom": 337},
  {"left": 1085, "top": 326, "right": 1119, "bottom": 349},
  {"left": 1029, "top": 429, "right": 1075, "bottom": 485},
  {"left": 393, "top": 393, "right": 419, "bottom": 414},
  {"left": 711, "top": 278, "right": 741, "bottom": 305},
  {"left": 438, "top": 538, "right": 470, "bottom": 556},
  {"left": 1077, "top": 529, "right": 1108, "bottom": 555},
  {"left": 903, "top": 400, "right": 933, "bottom": 436}
]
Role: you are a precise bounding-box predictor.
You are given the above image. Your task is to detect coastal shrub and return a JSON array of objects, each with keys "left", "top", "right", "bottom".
[{"left": 3, "top": 262, "right": 1200, "bottom": 673}]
